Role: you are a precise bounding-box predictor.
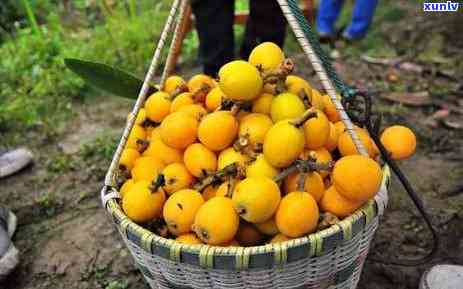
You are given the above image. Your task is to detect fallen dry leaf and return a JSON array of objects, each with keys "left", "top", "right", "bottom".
[
  {"left": 397, "top": 62, "right": 424, "bottom": 73},
  {"left": 387, "top": 71, "right": 399, "bottom": 82},
  {"left": 361, "top": 55, "right": 402, "bottom": 66},
  {"left": 432, "top": 109, "right": 450, "bottom": 120},
  {"left": 443, "top": 120, "right": 463, "bottom": 130},
  {"left": 381, "top": 91, "right": 432, "bottom": 106},
  {"left": 423, "top": 117, "right": 439, "bottom": 128}
]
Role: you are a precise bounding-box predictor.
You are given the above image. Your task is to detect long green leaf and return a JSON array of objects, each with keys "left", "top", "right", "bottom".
[
  {"left": 21, "top": 0, "right": 41, "bottom": 36},
  {"left": 64, "top": 58, "right": 157, "bottom": 99}
]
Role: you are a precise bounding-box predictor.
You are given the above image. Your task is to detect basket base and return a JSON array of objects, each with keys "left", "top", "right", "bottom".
[{"left": 121, "top": 218, "right": 378, "bottom": 289}]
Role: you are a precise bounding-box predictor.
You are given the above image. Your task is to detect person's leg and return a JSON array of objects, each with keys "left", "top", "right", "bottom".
[
  {"left": 190, "top": 0, "right": 235, "bottom": 77},
  {"left": 316, "top": 0, "right": 344, "bottom": 37},
  {"left": 0, "top": 207, "right": 19, "bottom": 281},
  {"left": 343, "top": 0, "right": 378, "bottom": 40},
  {"left": 240, "top": 0, "right": 286, "bottom": 60}
]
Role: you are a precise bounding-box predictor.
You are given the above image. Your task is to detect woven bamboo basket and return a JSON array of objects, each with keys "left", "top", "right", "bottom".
[{"left": 100, "top": 0, "right": 390, "bottom": 288}]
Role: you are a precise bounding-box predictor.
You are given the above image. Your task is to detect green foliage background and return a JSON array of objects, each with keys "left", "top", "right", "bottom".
[
  {"left": 0, "top": 0, "right": 180, "bottom": 131},
  {"left": 0, "top": 0, "right": 415, "bottom": 133}
]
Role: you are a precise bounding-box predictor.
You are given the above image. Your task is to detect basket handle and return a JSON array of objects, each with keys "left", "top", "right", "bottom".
[
  {"left": 160, "top": 0, "right": 191, "bottom": 89},
  {"left": 102, "top": 0, "right": 183, "bottom": 196}
]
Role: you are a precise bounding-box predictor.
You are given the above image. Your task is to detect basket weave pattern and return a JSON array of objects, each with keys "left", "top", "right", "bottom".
[
  {"left": 123, "top": 219, "right": 376, "bottom": 289},
  {"left": 106, "top": 172, "right": 388, "bottom": 289}
]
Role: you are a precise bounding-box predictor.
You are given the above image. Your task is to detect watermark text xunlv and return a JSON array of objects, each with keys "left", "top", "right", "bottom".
[{"left": 423, "top": 1, "right": 459, "bottom": 12}]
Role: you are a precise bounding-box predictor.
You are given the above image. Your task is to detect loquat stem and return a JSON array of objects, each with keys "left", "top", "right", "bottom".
[
  {"left": 225, "top": 177, "right": 237, "bottom": 198},
  {"left": 299, "top": 89, "right": 312, "bottom": 108},
  {"left": 146, "top": 219, "right": 170, "bottom": 237},
  {"left": 136, "top": 139, "right": 150, "bottom": 151},
  {"left": 169, "top": 84, "right": 189, "bottom": 100},
  {"left": 230, "top": 104, "right": 241, "bottom": 116},
  {"left": 317, "top": 213, "right": 340, "bottom": 231},
  {"left": 21, "top": 0, "right": 41, "bottom": 36},
  {"left": 262, "top": 58, "right": 295, "bottom": 82},
  {"left": 199, "top": 228, "right": 209, "bottom": 240},
  {"left": 216, "top": 99, "right": 252, "bottom": 114},
  {"left": 236, "top": 206, "right": 247, "bottom": 216},
  {"left": 141, "top": 119, "right": 159, "bottom": 128},
  {"left": 274, "top": 164, "right": 298, "bottom": 183},
  {"left": 281, "top": 58, "right": 295, "bottom": 74},
  {"left": 233, "top": 135, "right": 250, "bottom": 154},
  {"left": 290, "top": 110, "right": 318, "bottom": 128},
  {"left": 118, "top": 165, "right": 131, "bottom": 179},
  {"left": 261, "top": 59, "right": 294, "bottom": 95},
  {"left": 275, "top": 81, "right": 286, "bottom": 95},
  {"left": 194, "top": 163, "right": 238, "bottom": 191},
  {"left": 150, "top": 174, "right": 165, "bottom": 192},
  {"left": 274, "top": 159, "right": 334, "bottom": 183},
  {"left": 116, "top": 169, "right": 130, "bottom": 189},
  {"left": 297, "top": 172, "right": 306, "bottom": 191},
  {"left": 192, "top": 83, "right": 211, "bottom": 102},
  {"left": 299, "top": 160, "right": 335, "bottom": 173},
  {"left": 216, "top": 99, "right": 234, "bottom": 111}
]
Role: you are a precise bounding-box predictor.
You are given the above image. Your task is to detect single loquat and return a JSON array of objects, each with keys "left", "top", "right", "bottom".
[
  {"left": 276, "top": 191, "right": 319, "bottom": 238},
  {"left": 192, "top": 197, "right": 239, "bottom": 245},
  {"left": 160, "top": 111, "right": 198, "bottom": 149},
  {"left": 183, "top": 143, "right": 217, "bottom": 178},
  {"left": 198, "top": 111, "right": 238, "bottom": 151},
  {"left": 163, "top": 189, "right": 205, "bottom": 235},
  {"left": 232, "top": 177, "right": 281, "bottom": 223}
]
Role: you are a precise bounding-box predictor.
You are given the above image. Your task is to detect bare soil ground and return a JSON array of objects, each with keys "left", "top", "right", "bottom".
[{"left": 1, "top": 6, "right": 462, "bottom": 289}]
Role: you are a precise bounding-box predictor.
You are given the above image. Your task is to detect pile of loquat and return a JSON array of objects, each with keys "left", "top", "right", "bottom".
[{"left": 118, "top": 42, "right": 417, "bottom": 246}]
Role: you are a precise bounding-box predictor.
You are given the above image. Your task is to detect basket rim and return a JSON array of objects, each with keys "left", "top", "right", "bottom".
[{"left": 105, "top": 166, "right": 390, "bottom": 261}]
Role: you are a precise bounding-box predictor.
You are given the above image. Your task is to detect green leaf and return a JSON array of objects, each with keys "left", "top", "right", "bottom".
[{"left": 64, "top": 58, "right": 157, "bottom": 99}]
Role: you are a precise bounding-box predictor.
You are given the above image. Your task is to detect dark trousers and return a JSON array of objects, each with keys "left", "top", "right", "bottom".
[{"left": 191, "top": 0, "right": 287, "bottom": 77}]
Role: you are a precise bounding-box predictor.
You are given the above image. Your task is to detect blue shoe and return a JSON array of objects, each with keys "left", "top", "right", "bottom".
[
  {"left": 341, "top": 30, "right": 366, "bottom": 42},
  {"left": 318, "top": 31, "right": 336, "bottom": 43},
  {"left": 316, "top": 0, "right": 343, "bottom": 41},
  {"left": 343, "top": 0, "right": 379, "bottom": 41}
]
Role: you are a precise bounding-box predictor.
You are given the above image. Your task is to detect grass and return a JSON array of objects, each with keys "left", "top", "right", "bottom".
[
  {"left": 46, "top": 153, "right": 78, "bottom": 174},
  {"left": 0, "top": 1, "right": 172, "bottom": 134},
  {"left": 36, "top": 191, "right": 62, "bottom": 218},
  {"left": 0, "top": 0, "right": 254, "bottom": 135},
  {"left": 104, "top": 280, "right": 130, "bottom": 289},
  {"left": 20, "top": 0, "right": 41, "bottom": 35},
  {"left": 79, "top": 134, "right": 118, "bottom": 162}
]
